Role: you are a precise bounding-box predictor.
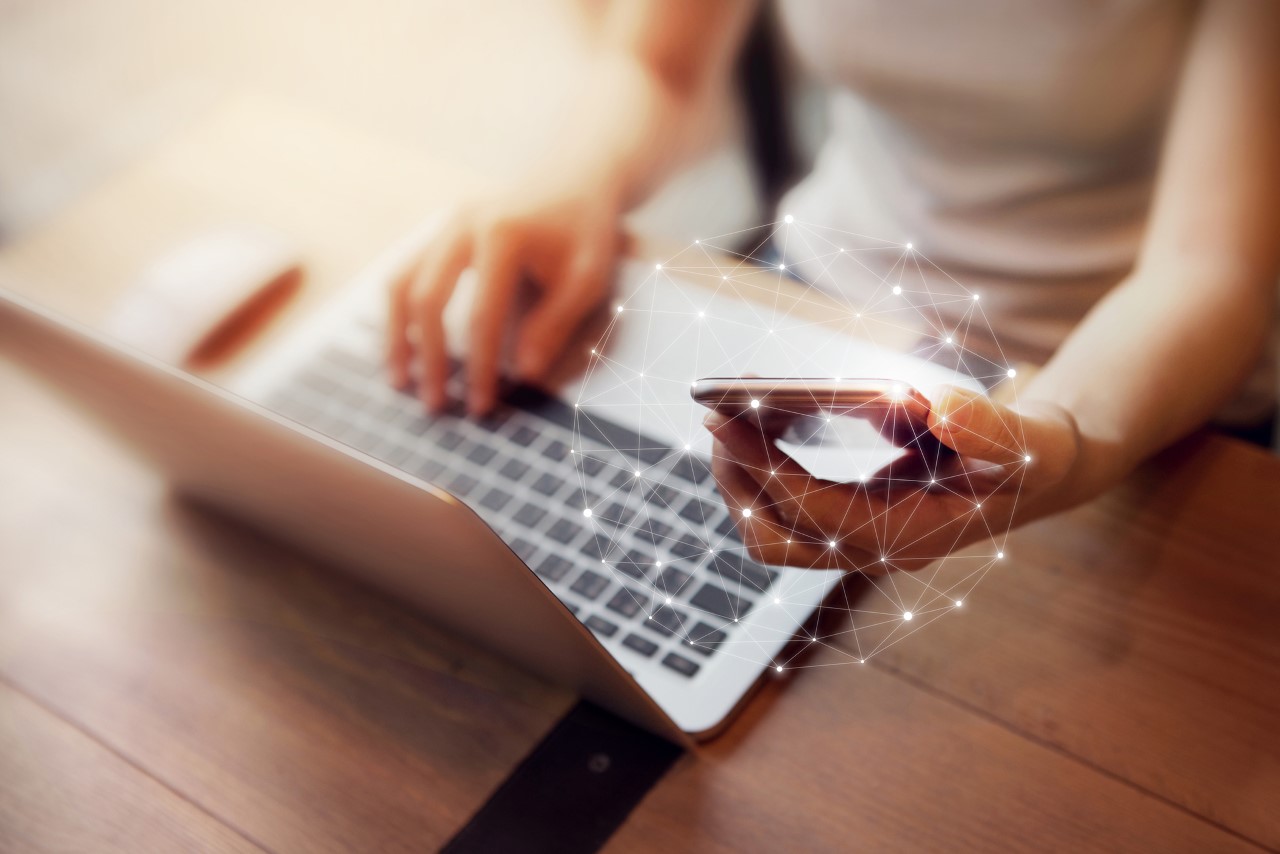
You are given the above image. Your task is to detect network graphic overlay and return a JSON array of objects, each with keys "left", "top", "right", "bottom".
[{"left": 569, "top": 219, "right": 1030, "bottom": 671}]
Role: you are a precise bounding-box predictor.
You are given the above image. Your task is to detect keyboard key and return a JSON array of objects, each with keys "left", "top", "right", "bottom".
[
  {"left": 670, "top": 535, "right": 707, "bottom": 560},
  {"left": 570, "top": 569, "right": 610, "bottom": 601},
  {"left": 653, "top": 567, "right": 693, "bottom": 597},
  {"left": 510, "top": 425, "right": 538, "bottom": 446},
  {"left": 542, "top": 440, "right": 570, "bottom": 462},
  {"left": 584, "top": 614, "right": 619, "bottom": 638},
  {"left": 716, "top": 514, "right": 741, "bottom": 540},
  {"left": 622, "top": 634, "right": 659, "bottom": 658},
  {"left": 567, "top": 488, "right": 602, "bottom": 510},
  {"left": 606, "top": 587, "right": 649, "bottom": 619},
  {"left": 600, "top": 502, "right": 631, "bottom": 525},
  {"left": 476, "top": 410, "right": 511, "bottom": 432},
  {"left": 683, "top": 622, "right": 728, "bottom": 656},
  {"left": 515, "top": 503, "right": 547, "bottom": 528},
  {"left": 643, "top": 604, "right": 690, "bottom": 638},
  {"left": 690, "top": 583, "right": 753, "bottom": 621},
  {"left": 711, "top": 551, "right": 777, "bottom": 593},
  {"left": 547, "top": 518, "right": 582, "bottom": 544},
  {"left": 646, "top": 483, "right": 681, "bottom": 506},
  {"left": 580, "top": 537, "right": 608, "bottom": 561},
  {"left": 636, "top": 445, "right": 669, "bottom": 465},
  {"left": 480, "top": 488, "right": 511, "bottom": 512},
  {"left": 509, "top": 537, "right": 538, "bottom": 561},
  {"left": 447, "top": 472, "right": 479, "bottom": 496},
  {"left": 499, "top": 459, "right": 530, "bottom": 480},
  {"left": 612, "top": 560, "right": 648, "bottom": 581},
  {"left": 407, "top": 417, "right": 431, "bottom": 437},
  {"left": 564, "top": 601, "right": 581, "bottom": 615},
  {"left": 466, "top": 443, "right": 498, "bottom": 465},
  {"left": 412, "top": 458, "right": 445, "bottom": 481},
  {"left": 535, "top": 554, "right": 574, "bottom": 582},
  {"left": 437, "top": 429, "right": 464, "bottom": 451},
  {"left": 679, "top": 498, "right": 715, "bottom": 523},
  {"left": 661, "top": 652, "right": 701, "bottom": 677},
  {"left": 532, "top": 473, "right": 564, "bottom": 496},
  {"left": 669, "top": 456, "right": 712, "bottom": 485},
  {"left": 609, "top": 468, "right": 635, "bottom": 489},
  {"left": 579, "top": 455, "right": 606, "bottom": 476}
]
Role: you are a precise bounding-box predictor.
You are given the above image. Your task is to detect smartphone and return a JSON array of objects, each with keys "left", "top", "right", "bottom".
[{"left": 691, "top": 377, "right": 934, "bottom": 447}]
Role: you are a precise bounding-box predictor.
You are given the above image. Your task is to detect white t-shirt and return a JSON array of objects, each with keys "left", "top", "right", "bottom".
[{"left": 775, "top": 0, "right": 1275, "bottom": 420}]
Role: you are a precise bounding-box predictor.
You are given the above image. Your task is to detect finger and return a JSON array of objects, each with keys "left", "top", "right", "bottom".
[
  {"left": 711, "top": 441, "right": 882, "bottom": 572},
  {"left": 386, "top": 269, "right": 413, "bottom": 388},
  {"left": 513, "top": 242, "right": 614, "bottom": 382},
  {"left": 705, "top": 411, "right": 835, "bottom": 529},
  {"left": 927, "top": 386, "right": 1028, "bottom": 464},
  {"left": 410, "top": 230, "right": 473, "bottom": 412},
  {"left": 467, "top": 229, "right": 523, "bottom": 414}
]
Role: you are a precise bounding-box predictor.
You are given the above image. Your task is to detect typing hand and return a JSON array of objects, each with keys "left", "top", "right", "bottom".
[
  {"left": 387, "top": 186, "right": 622, "bottom": 414},
  {"left": 707, "top": 386, "right": 1081, "bottom": 573}
]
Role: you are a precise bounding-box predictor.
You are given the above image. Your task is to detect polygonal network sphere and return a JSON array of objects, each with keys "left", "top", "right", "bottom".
[{"left": 569, "top": 220, "right": 1028, "bottom": 668}]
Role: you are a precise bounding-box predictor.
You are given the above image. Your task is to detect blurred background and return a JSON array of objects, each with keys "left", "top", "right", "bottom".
[{"left": 0, "top": 0, "right": 782, "bottom": 248}]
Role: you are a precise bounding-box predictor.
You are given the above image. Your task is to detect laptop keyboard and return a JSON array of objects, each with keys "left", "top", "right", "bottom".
[{"left": 259, "top": 324, "right": 779, "bottom": 680}]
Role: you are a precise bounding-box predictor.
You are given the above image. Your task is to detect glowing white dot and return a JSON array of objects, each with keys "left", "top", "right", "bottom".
[
  {"left": 1007, "top": 368, "right": 1017, "bottom": 378},
  {"left": 903, "top": 611, "right": 913, "bottom": 621},
  {"left": 767, "top": 329, "right": 774, "bottom": 335},
  {"left": 655, "top": 561, "right": 662, "bottom": 567},
  {"left": 665, "top": 597, "right": 672, "bottom": 604},
  {"left": 839, "top": 247, "right": 845, "bottom": 253},
  {"left": 734, "top": 618, "right": 739, "bottom": 623},
  {"left": 945, "top": 336, "right": 953, "bottom": 344},
  {"left": 906, "top": 242, "right": 913, "bottom": 250},
  {"left": 939, "top": 415, "right": 948, "bottom": 423},
  {"left": 684, "top": 443, "right": 692, "bottom": 451},
  {"left": 741, "top": 508, "right": 753, "bottom": 518},
  {"left": 634, "top": 470, "right": 641, "bottom": 477},
  {"left": 776, "top": 665, "right": 783, "bottom": 672},
  {"left": 855, "top": 312, "right": 861, "bottom": 318},
  {"left": 637, "top": 372, "right": 644, "bottom": 378},
  {"left": 997, "top": 551, "right": 1005, "bottom": 560},
  {"left": 975, "top": 502, "right": 982, "bottom": 510},
  {"left": 722, "top": 275, "right": 728, "bottom": 280},
  {"left": 750, "top": 399, "right": 760, "bottom": 409},
  {"left": 698, "top": 310, "right": 705, "bottom": 318},
  {"left": 769, "top": 470, "right": 776, "bottom": 477},
  {"left": 784, "top": 214, "right": 794, "bottom": 224},
  {"left": 655, "top": 263, "right": 662, "bottom": 270},
  {"left": 829, "top": 540, "right": 838, "bottom": 549},
  {"left": 785, "top": 538, "right": 792, "bottom": 544},
  {"left": 690, "top": 380, "right": 698, "bottom": 389},
  {"left": 774, "top": 597, "right": 781, "bottom": 604},
  {"left": 955, "top": 599, "right": 964, "bottom": 607},
  {"left": 694, "top": 239, "right": 700, "bottom": 244},
  {"left": 778, "top": 264, "right": 786, "bottom": 271},
  {"left": 929, "top": 478, "right": 936, "bottom": 485},
  {"left": 582, "top": 508, "right": 593, "bottom": 518},
  {"left": 973, "top": 293, "right": 981, "bottom": 301},
  {"left": 590, "top": 348, "right": 597, "bottom": 355},
  {"left": 616, "top": 305, "right": 624, "bottom": 313},
  {"left": 1024, "top": 454, "right": 1032, "bottom": 463},
  {"left": 893, "top": 286, "right": 903, "bottom": 295}
]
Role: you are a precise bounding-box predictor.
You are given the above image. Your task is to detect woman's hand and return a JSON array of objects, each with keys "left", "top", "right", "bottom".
[
  {"left": 708, "top": 386, "right": 1082, "bottom": 573},
  {"left": 387, "top": 184, "right": 624, "bottom": 414}
]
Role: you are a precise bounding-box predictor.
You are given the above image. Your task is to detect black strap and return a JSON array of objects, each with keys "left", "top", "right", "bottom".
[{"left": 440, "top": 701, "right": 684, "bottom": 854}]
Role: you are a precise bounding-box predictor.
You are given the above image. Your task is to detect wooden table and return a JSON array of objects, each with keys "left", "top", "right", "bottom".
[{"left": 2, "top": 97, "right": 1278, "bottom": 854}]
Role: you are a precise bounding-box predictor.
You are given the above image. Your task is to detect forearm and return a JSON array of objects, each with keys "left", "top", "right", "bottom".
[
  {"left": 520, "top": 1, "right": 753, "bottom": 210},
  {"left": 1022, "top": 262, "right": 1272, "bottom": 505}
]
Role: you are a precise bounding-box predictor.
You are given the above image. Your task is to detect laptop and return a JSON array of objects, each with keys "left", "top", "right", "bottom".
[{"left": 0, "top": 219, "right": 968, "bottom": 742}]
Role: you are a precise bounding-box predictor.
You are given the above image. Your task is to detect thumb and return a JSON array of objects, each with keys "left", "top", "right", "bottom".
[{"left": 927, "top": 386, "right": 1027, "bottom": 464}]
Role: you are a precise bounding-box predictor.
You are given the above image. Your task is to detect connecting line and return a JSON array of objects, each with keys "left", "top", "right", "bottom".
[{"left": 568, "top": 219, "right": 1029, "bottom": 669}]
